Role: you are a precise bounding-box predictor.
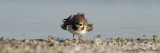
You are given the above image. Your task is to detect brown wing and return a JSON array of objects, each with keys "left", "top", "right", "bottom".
[
  {"left": 87, "top": 24, "right": 93, "bottom": 31},
  {"left": 61, "top": 13, "right": 91, "bottom": 30},
  {"left": 61, "top": 15, "right": 73, "bottom": 30},
  {"left": 71, "top": 13, "right": 88, "bottom": 26},
  {"left": 84, "top": 19, "right": 88, "bottom": 26}
]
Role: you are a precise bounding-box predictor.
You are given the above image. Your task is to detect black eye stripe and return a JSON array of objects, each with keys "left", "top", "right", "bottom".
[
  {"left": 76, "top": 23, "right": 78, "bottom": 24},
  {"left": 75, "top": 22, "right": 80, "bottom": 24}
]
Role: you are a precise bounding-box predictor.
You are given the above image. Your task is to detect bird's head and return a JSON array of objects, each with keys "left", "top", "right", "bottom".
[{"left": 75, "top": 20, "right": 84, "bottom": 28}]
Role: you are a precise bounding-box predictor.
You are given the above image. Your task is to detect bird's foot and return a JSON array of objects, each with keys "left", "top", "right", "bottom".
[{"left": 78, "top": 38, "right": 82, "bottom": 41}]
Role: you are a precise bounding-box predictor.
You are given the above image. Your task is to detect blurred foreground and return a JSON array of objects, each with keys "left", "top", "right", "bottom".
[{"left": 0, "top": 35, "right": 160, "bottom": 53}]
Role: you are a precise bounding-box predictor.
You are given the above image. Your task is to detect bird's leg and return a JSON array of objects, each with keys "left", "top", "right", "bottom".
[
  {"left": 73, "top": 34, "right": 74, "bottom": 39},
  {"left": 80, "top": 35, "right": 82, "bottom": 39},
  {"left": 79, "top": 35, "right": 82, "bottom": 41}
]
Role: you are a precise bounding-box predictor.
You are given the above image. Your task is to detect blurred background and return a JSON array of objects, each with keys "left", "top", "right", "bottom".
[{"left": 0, "top": 0, "right": 160, "bottom": 40}]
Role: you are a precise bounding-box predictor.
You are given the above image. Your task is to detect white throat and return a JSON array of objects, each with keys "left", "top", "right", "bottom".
[
  {"left": 67, "top": 25, "right": 87, "bottom": 35},
  {"left": 75, "top": 25, "right": 83, "bottom": 28}
]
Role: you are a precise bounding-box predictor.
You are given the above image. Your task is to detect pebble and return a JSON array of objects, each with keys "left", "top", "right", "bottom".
[
  {"left": 0, "top": 37, "right": 159, "bottom": 53},
  {"left": 97, "top": 35, "right": 102, "bottom": 38}
]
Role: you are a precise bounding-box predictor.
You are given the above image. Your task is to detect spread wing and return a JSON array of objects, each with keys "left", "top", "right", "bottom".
[
  {"left": 71, "top": 13, "right": 88, "bottom": 26},
  {"left": 61, "top": 13, "right": 93, "bottom": 31},
  {"left": 87, "top": 24, "right": 93, "bottom": 31},
  {"left": 61, "top": 15, "right": 73, "bottom": 30}
]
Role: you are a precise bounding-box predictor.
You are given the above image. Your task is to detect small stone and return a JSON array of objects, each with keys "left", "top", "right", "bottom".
[
  {"left": 23, "top": 39, "right": 30, "bottom": 43},
  {"left": 110, "top": 37, "right": 113, "bottom": 41},
  {"left": 94, "top": 39, "right": 101, "bottom": 45},
  {"left": 126, "top": 38, "right": 130, "bottom": 42},
  {"left": 97, "top": 35, "right": 102, "bottom": 38},
  {"left": 153, "top": 35, "right": 157, "bottom": 37},
  {"left": 48, "top": 35, "right": 53, "bottom": 37},
  {"left": 59, "top": 39, "right": 65, "bottom": 42},
  {"left": 0, "top": 37, "right": 5, "bottom": 40},
  {"left": 86, "top": 39, "right": 91, "bottom": 42},
  {"left": 118, "top": 37, "right": 125, "bottom": 45},
  {"left": 6, "top": 38, "right": 11, "bottom": 41},
  {"left": 33, "top": 40, "right": 38, "bottom": 44},
  {"left": 153, "top": 37, "right": 158, "bottom": 43},
  {"left": 136, "top": 38, "right": 141, "bottom": 42},
  {"left": 12, "top": 38, "right": 16, "bottom": 41},
  {"left": 38, "top": 39, "right": 45, "bottom": 41},
  {"left": 49, "top": 43, "right": 54, "bottom": 46},
  {"left": 114, "top": 39, "right": 118, "bottom": 42},
  {"left": 131, "top": 38, "right": 134, "bottom": 43},
  {"left": 4, "top": 40, "right": 9, "bottom": 43},
  {"left": 66, "top": 38, "right": 71, "bottom": 41},
  {"left": 47, "top": 38, "right": 54, "bottom": 42},
  {"left": 145, "top": 39, "right": 149, "bottom": 42}
]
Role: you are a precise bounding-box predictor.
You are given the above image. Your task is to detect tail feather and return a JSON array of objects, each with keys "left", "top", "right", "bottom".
[
  {"left": 87, "top": 24, "right": 93, "bottom": 31},
  {"left": 61, "top": 15, "right": 72, "bottom": 30}
]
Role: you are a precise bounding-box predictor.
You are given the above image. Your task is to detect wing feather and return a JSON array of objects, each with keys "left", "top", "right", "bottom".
[
  {"left": 87, "top": 24, "right": 93, "bottom": 31},
  {"left": 61, "top": 15, "right": 72, "bottom": 30}
]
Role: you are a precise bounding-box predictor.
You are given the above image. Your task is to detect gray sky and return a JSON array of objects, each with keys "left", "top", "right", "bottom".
[{"left": 0, "top": 0, "right": 160, "bottom": 32}]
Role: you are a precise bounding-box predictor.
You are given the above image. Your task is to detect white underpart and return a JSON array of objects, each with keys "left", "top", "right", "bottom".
[
  {"left": 75, "top": 25, "right": 83, "bottom": 28},
  {"left": 67, "top": 25, "right": 87, "bottom": 35}
]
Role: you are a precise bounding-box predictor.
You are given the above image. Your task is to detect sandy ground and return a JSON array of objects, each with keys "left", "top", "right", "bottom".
[{"left": 0, "top": 35, "right": 160, "bottom": 53}]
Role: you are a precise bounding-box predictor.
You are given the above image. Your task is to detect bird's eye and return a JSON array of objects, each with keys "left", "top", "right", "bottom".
[
  {"left": 79, "top": 24, "right": 82, "bottom": 26},
  {"left": 76, "top": 22, "right": 78, "bottom": 25}
]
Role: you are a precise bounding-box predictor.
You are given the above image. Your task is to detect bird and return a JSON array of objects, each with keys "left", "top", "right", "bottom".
[{"left": 61, "top": 13, "right": 93, "bottom": 39}]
